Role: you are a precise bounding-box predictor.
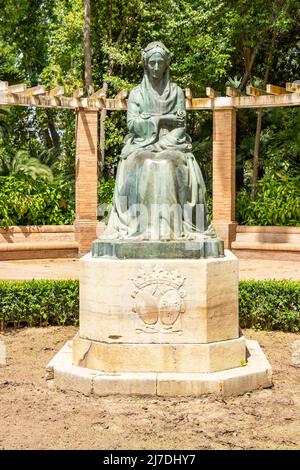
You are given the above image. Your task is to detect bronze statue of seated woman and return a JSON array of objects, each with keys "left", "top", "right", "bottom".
[{"left": 95, "top": 42, "right": 223, "bottom": 258}]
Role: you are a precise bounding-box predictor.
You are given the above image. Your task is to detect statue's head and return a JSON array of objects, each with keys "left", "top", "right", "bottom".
[{"left": 142, "top": 42, "right": 170, "bottom": 81}]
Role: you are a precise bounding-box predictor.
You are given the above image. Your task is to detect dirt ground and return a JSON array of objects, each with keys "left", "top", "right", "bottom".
[{"left": 0, "top": 326, "right": 299, "bottom": 450}]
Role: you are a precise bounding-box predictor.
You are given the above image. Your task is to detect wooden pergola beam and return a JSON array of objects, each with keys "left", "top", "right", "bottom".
[
  {"left": 0, "top": 81, "right": 8, "bottom": 92},
  {"left": 72, "top": 88, "right": 84, "bottom": 98},
  {"left": 246, "top": 86, "right": 268, "bottom": 96},
  {"left": 232, "top": 93, "right": 300, "bottom": 108},
  {"left": 206, "top": 87, "right": 220, "bottom": 98},
  {"left": 7, "top": 83, "right": 27, "bottom": 94},
  {"left": 185, "top": 88, "right": 192, "bottom": 99},
  {"left": 26, "top": 85, "right": 46, "bottom": 96},
  {"left": 49, "top": 86, "right": 65, "bottom": 97},
  {"left": 0, "top": 80, "right": 300, "bottom": 110},
  {"left": 187, "top": 98, "right": 213, "bottom": 110},
  {"left": 115, "top": 90, "right": 128, "bottom": 100},
  {"left": 226, "top": 87, "right": 242, "bottom": 97},
  {"left": 90, "top": 88, "right": 106, "bottom": 99},
  {"left": 185, "top": 88, "right": 193, "bottom": 107},
  {"left": 89, "top": 88, "right": 106, "bottom": 108},
  {"left": 1, "top": 93, "right": 300, "bottom": 110},
  {"left": 286, "top": 82, "right": 300, "bottom": 93},
  {"left": 114, "top": 90, "right": 128, "bottom": 109},
  {"left": 39, "top": 95, "right": 60, "bottom": 107},
  {"left": 88, "top": 98, "right": 105, "bottom": 109},
  {"left": 266, "top": 84, "right": 289, "bottom": 95}
]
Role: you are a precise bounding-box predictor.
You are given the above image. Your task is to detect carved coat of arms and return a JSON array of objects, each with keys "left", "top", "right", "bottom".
[{"left": 131, "top": 265, "right": 186, "bottom": 334}]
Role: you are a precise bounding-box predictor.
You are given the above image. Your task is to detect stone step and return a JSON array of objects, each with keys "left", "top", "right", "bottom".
[
  {"left": 0, "top": 241, "right": 78, "bottom": 260},
  {"left": 236, "top": 226, "right": 300, "bottom": 233},
  {"left": 235, "top": 226, "right": 300, "bottom": 244},
  {"left": 232, "top": 241, "right": 300, "bottom": 252}
]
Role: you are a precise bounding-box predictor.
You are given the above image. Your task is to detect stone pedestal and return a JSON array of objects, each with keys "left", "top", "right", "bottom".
[
  {"left": 73, "top": 251, "right": 244, "bottom": 373},
  {"left": 47, "top": 250, "right": 272, "bottom": 396}
]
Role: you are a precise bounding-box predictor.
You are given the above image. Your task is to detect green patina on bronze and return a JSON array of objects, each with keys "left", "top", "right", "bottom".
[
  {"left": 94, "top": 41, "right": 223, "bottom": 258},
  {"left": 92, "top": 239, "right": 224, "bottom": 259}
]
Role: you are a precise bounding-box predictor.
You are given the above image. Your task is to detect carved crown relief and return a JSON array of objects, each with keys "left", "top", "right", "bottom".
[{"left": 131, "top": 265, "right": 186, "bottom": 334}]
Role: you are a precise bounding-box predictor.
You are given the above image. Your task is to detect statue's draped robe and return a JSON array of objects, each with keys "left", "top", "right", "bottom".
[{"left": 103, "top": 71, "right": 215, "bottom": 240}]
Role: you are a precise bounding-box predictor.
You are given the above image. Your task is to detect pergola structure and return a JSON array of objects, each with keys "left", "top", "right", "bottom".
[{"left": 1, "top": 80, "right": 300, "bottom": 255}]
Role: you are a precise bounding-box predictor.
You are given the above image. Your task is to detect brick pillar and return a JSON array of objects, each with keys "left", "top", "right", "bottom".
[
  {"left": 75, "top": 110, "right": 98, "bottom": 256},
  {"left": 212, "top": 108, "right": 237, "bottom": 248}
]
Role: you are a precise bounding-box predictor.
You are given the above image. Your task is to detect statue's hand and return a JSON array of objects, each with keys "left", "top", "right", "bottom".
[
  {"left": 176, "top": 113, "right": 185, "bottom": 126},
  {"left": 176, "top": 109, "right": 186, "bottom": 118},
  {"left": 141, "top": 112, "right": 151, "bottom": 119},
  {"left": 162, "top": 113, "right": 185, "bottom": 127}
]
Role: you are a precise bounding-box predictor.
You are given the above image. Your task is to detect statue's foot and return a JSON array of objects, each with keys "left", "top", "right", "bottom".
[
  {"left": 180, "top": 232, "right": 196, "bottom": 240},
  {"left": 187, "top": 234, "right": 196, "bottom": 240},
  {"left": 127, "top": 235, "right": 144, "bottom": 241},
  {"left": 127, "top": 231, "right": 151, "bottom": 241},
  {"left": 101, "top": 230, "right": 121, "bottom": 240}
]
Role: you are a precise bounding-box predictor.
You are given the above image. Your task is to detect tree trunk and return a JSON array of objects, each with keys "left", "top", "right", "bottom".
[
  {"left": 42, "top": 129, "right": 53, "bottom": 149},
  {"left": 251, "top": 110, "right": 262, "bottom": 199},
  {"left": 238, "top": 46, "right": 259, "bottom": 91},
  {"left": 251, "top": 32, "right": 276, "bottom": 200},
  {"left": 84, "top": 0, "right": 94, "bottom": 96},
  {"left": 99, "top": 27, "right": 126, "bottom": 178},
  {"left": 99, "top": 102, "right": 107, "bottom": 179},
  {"left": 46, "top": 109, "right": 60, "bottom": 149}
]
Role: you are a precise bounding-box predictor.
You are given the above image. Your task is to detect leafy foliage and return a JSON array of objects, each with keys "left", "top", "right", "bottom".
[
  {"left": 103, "top": 112, "right": 127, "bottom": 177},
  {"left": 97, "top": 176, "right": 115, "bottom": 220},
  {"left": 236, "top": 173, "right": 300, "bottom": 226},
  {"left": 0, "top": 176, "right": 75, "bottom": 227},
  {"left": 98, "top": 177, "right": 114, "bottom": 205},
  {"left": 0, "top": 279, "right": 79, "bottom": 328},
  {"left": 0, "top": 148, "right": 53, "bottom": 181},
  {"left": 239, "top": 280, "right": 300, "bottom": 332},
  {"left": 259, "top": 107, "right": 300, "bottom": 176},
  {"left": 0, "top": 108, "right": 9, "bottom": 139}
]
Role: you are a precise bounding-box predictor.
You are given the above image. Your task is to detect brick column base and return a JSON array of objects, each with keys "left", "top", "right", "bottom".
[
  {"left": 75, "top": 220, "right": 99, "bottom": 256},
  {"left": 212, "top": 221, "right": 238, "bottom": 249}
]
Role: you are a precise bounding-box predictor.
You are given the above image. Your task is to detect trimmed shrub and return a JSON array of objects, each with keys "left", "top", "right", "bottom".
[
  {"left": 239, "top": 280, "right": 300, "bottom": 332},
  {"left": 0, "top": 279, "right": 79, "bottom": 328},
  {"left": 0, "top": 279, "right": 299, "bottom": 332}
]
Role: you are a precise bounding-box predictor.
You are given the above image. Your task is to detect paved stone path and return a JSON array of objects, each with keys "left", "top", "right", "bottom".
[{"left": 0, "top": 257, "right": 299, "bottom": 281}]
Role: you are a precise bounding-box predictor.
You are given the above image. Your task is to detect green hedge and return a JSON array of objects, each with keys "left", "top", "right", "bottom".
[
  {"left": 0, "top": 280, "right": 79, "bottom": 328},
  {"left": 0, "top": 279, "right": 299, "bottom": 332},
  {"left": 239, "top": 280, "right": 300, "bottom": 332}
]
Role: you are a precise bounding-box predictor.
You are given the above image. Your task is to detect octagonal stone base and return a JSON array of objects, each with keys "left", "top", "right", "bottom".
[
  {"left": 46, "top": 340, "right": 272, "bottom": 397},
  {"left": 72, "top": 334, "right": 246, "bottom": 374},
  {"left": 47, "top": 249, "right": 272, "bottom": 396}
]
